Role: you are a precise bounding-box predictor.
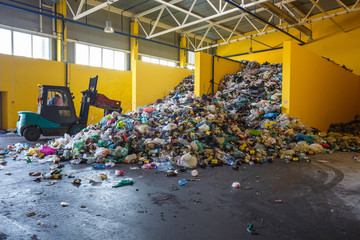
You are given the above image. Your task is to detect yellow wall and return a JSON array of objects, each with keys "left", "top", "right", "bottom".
[
  {"left": 0, "top": 54, "right": 65, "bottom": 129},
  {"left": 217, "top": 9, "right": 360, "bottom": 75},
  {"left": 194, "top": 52, "right": 243, "bottom": 97},
  {"left": 0, "top": 53, "right": 194, "bottom": 129},
  {"left": 0, "top": 54, "right": 132, "bottom": 129},
  {"left": 282, "top": 41, "right": 360, "bottom": 131},
  {"left": 230, "top": 49, "right": 283, "bottom": 64},
  {"left": 68, "top": 64, "right": 132, "bottom": 125},
  {"left": 133, "top": 60, "right": 193, "bottom": 109}
]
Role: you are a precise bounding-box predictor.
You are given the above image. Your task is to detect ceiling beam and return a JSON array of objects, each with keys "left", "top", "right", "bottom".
[
  {"left": 147, "top": 0, "right": 268, "bottom": 39},
  {"left": 197, "top": 6, "right": 360, "bottom": 51},
  {"left": 134, "top": 0, "right": 183, "bottom": 18},
  {"left": 76, "top": 0, "right": 86, "bottom": 16},
  {"left": 260, "top": 1, "right": 312, "bottom": 36},
  {"left": 184, "top": 0, "right": 296, "bottom": 35},
  {"left": 73, "top": 0, "right": 119, "bottom": 20},
  {"left": 84, "top": 0, "right": 212, "bottom": 43},
  {"left": 309, "top": 0, "right": 346, "bottom": 32}
]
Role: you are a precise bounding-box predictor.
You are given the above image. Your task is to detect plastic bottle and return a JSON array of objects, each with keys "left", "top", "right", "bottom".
[
  {"left": 156, "top": 160, "right": 172, "bottom": 171},
  {"left": 178, "top": 179, "right": 187, "bottom": 186},
  {"left": 92, "top": 163, "right": 105, "bottom": 169}
]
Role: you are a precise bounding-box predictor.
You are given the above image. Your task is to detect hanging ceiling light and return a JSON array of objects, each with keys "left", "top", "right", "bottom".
[{"left": 104, "top": 4, "right": 114, "bottom": 33}]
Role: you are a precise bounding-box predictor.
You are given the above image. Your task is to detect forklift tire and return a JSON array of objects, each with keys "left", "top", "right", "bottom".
[
  {"left": 69, "top": 124, "right": 83, "bottom": 136},
  {"left": 23, "top": 127, "right": 40, "bottom": 141}
]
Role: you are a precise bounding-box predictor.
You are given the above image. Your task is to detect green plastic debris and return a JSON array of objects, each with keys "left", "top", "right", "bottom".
[
  {"left": 250, "top": 129, "right": 262, "bottom": 136},
  {"left": 195, "top": 140, "right": 203, "bottom": 152},
  {"left": 112, "top": 179, "right": 134, "bottom": 188},
  {"left": 73, "top": 140, "right": 86, "bottom": 151},
  {"left": 90, "top": 135, "right": 99, "bottom": 143},
  {"left": 247, "top": 223, "right": 259, "bottom": 235}
]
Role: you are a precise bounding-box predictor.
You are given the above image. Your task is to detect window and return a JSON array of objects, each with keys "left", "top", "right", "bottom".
[
  {"left": 102, "top": 49, "right": 114, "bottom": 69},
  {"left": 188, "top": 51, "right": 195, "bottom": 65},
  {"left": 0, "top": 27, "right": 50, "bottom": 59},
  {"left": 75, "top": 43, "right": 127, "bottom": 70},
  {"left": 150, "top": 57, "right": 159, "bottom": 64},
  {"left": 141, "top": 55, "right": 177, "bottom": 67},
  {"left": 114, "top": 51, "right": 125, "bottom": 70},
  {"left": 159, "top": 59, "right": 167, "bottom": 66},
  {"left": 0, "top": 29, "right": 11, "bottom": 55},
  {"left": 47, "top": 90, "right": 68, "bottom": 107},
  {"left": 13, "top": 31, "right": 32, "bottom": 58},
  {"left": 89, "top": 46, "right": 101, "bottom": 67},
  {"left": 142, "top": 56, "right": 151, "bottom": 62},
  {"left": 33, "top": 35, "right": 50, "bottom": 60},
  {"left": 186, "top": 64, "right": 195, "bottom": 70},
  {"left": 168, "top": 61, "right": 176, "bottom": 67},
  {"left": 75, "top": 43, "right": 89, "bottom": 65}
]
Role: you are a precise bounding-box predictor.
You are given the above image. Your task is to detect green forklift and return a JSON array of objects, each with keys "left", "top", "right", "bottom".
[{"left": 16, "top": 76, "right": 122, "bottom": 141}]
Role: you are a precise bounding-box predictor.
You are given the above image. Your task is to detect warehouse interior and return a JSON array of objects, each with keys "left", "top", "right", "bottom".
[{"left": 0, "top": 0, "right": 360, "bottom": 239}]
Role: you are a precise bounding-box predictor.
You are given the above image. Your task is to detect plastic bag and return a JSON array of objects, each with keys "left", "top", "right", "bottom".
[
  {"left": 113, "top": 146, "right": 128, "bottom": 158},
  {"left": 124, "top": 154, "right": 137, "bottom": 163},
  {"left": 94, "top": 147, "right": 109, "bottom": 159},
  {"left": 294, "top": 141, "right": 310, "bottom": 152},
  {"left": 309, "top": 144, "right": 325, "bottom": 154},
  {"left": 177, "top": 153, "right": 198, "bottom": 168},
  {"left": 198, "top": 124, "right": 210, "bottom": 132}
]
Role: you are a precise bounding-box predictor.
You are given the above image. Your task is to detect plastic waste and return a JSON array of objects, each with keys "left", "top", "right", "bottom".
[
  {"left": 92, "top": 163, "right": 105, "bottom": 169},
  {"left": 177, "top": 153, "right": 197, "bottom": 168},
  {"left": 39, "top": 146, "right": 57, "bottom": 156},
  {"left": 309, "top": 144, "right": 325, "bottom": 153},
  {"left": 112, "top": 178, "right": 134, "bottom": 188},
  {"left": 191, "top": 169, "right": 198, "bottom": 177},
  {"left": 155, "top": 160, "right": 172, "bottom": 171},
  {"left": 178, "top": 179, "right": 187, "bottom": 186}
]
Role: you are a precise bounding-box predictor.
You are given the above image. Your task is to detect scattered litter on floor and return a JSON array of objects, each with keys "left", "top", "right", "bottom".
[
  {"left": 72, "top": 179, "right": 81, "bottom": 185},
  {"left": 115, "top": 170, "right": 124, "bottom": 176},
  {"left": 60, "top": 202, "right": 69, "bottom": 207},
  {"left": 46, "top": 181, "right": 57, "bottom": 186},
  {"left": 26, "top": 212, "right": 36, "bottom": 217},
  {"left": 112, "top": 178, "right": 134, "bottom": 188},
  {"left": 317, "top": 160, "right": 328, "bottom": 163},
  {"left": 191, "top": 169, "right": 198, "bottom": 177},
  {"left": 247, "top": 223, "right": 259, "bottom": 235},
  {"left": 178, "top": 179, "right": 187, "bottom": 186},
  {"left": 232, "top": 181, "right": 241, "bottom": 188}
]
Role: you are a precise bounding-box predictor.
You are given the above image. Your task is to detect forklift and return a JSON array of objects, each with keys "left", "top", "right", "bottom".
[{"left": 16, "top": 76, "right": 122, "bottom": 141}]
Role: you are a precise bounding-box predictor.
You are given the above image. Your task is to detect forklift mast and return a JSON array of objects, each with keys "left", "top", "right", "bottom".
[
  {"left": 79, "top": 76, "right": 122, "bottom": 126},
  {"left": 79, "top": 76, "right": 98, "bottom": 126}
]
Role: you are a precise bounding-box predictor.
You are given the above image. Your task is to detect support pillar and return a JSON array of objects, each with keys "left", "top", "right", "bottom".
[
  {"left": 56, "top": 0, "right": 67, "bottom": 62},
  {"left": 131, "top": 21, "right": 139, "bottom": 111},
  {"left": 179, "top": 35, "right": 186, "bottom": 68}
]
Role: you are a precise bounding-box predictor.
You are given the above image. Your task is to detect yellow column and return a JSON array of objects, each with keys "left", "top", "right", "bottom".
[
  {"left": 131, "top": 22, "right": 139, "bottom": 64},
  {"left": 56, "top": 0, "right": 67, "bottom": 62},
  {"left": 131, "top": 21, "right": 139, "bottom": 111},
  {"left": 179, "top": 36, "right": 186, "bottom": 68},
  {"left": 281, "top": 41, "right": 291, "bottom": 115},
  {"left": 194, "top": 52, "right": 212, "bottom": 97}
]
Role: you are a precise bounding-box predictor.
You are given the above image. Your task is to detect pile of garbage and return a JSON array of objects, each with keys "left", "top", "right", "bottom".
[
  {"left": 322, "top": 56, "right": 353, "bottom": 73},
  {"left": 4, "top": 61, "right": 360, "bottom": 176},
  {"left": 328, "top": 116, "right": 360, "bottom": 135}
]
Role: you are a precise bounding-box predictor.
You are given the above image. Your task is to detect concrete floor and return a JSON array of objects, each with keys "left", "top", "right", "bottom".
[{"left": 0, "top": 134, "right": 360, "bottom": 240}]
